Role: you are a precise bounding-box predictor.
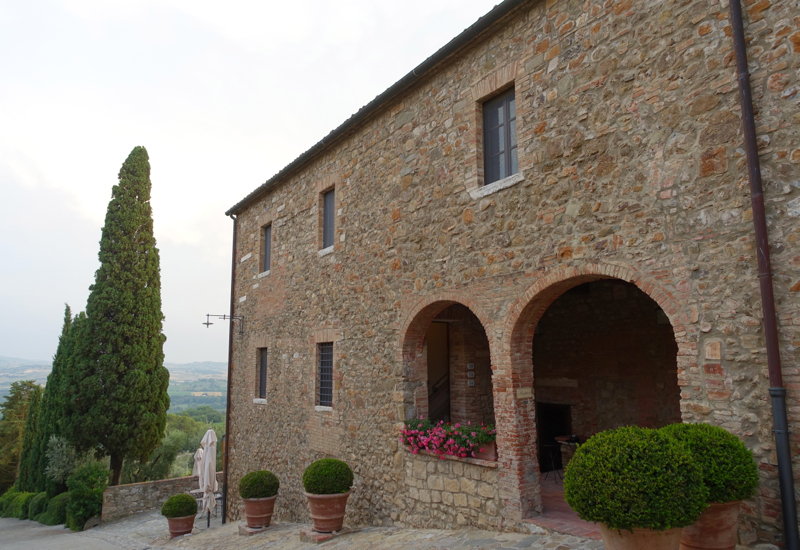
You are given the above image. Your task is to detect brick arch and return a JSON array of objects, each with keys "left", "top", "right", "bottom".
[
  {"left": 491, "top": 262, "right": 694, "bottom": 523},
  {"left": 398, "top": 291, "right": 495, "bottom": 421},
  {"left": 503, "top": 263, "right": 690, "bottom": 362}
]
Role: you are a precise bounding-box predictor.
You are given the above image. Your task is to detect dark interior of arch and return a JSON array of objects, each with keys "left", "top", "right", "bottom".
[
  {"left": 532, "top": 280, "right": 681, "bottom": 471},
  {"left": 426, "top": 304, "right": 495, "bottom": 427}
]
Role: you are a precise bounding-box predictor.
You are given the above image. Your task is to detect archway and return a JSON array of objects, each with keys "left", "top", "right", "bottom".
[
  {"left": 496, "top": 264, "right": 693, "bottom": 523},
  {"left": 400, "top": 297, "right": 494, "bottom": 427},
  {"left": 532, "top": 280, "right": 681, "bottom": 475}
]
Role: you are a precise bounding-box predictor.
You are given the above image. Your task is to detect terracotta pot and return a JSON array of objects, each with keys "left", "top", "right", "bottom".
[
  {"left": 600, "top": 524, "right": 682, "bottom": 550},
  {"left": 304, "top": 490, "right": 351, "bottom": 533},
  {"left": 243, "top": 494, "right": 278, "bottom": 528},
  {"left": 680, "top": 501, "right": 741, "bottom": 550},
  {"left": 473, "top": 441, "right": 498, "bottom": 461},
  {"left": 167, "top": 515, "right": 195, "bottom": 538}
]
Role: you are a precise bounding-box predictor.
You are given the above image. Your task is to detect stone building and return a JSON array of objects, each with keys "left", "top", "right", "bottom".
[{"left": 222, "top": 0, "right": 800, "bottom": 546}]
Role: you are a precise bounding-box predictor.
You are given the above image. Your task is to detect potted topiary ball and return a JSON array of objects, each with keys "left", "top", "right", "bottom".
[
  {"left": 238, "top": 470, "right": 280, "bottom": 528},
  {"left": 302, "top": 458, "right": 353, "bottom": 533},
  {"left": 661, "top": 423, "right": 759, "bottom": 550},
  {"left": 564, "top": 426, "right": 708, "bottom": 550},
  {"left": 160, "top": 494, "right": 197, "bottom": 538}
]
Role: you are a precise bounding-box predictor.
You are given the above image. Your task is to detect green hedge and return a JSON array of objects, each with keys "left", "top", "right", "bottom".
[
  {"left": 564, "top": 426, "right": 708, "bottom": 532},
  {"left": 65, "top": 463, "right": 109, "bottom": 531},
  {"left": 38, "top": 492, "right": 69, "bottom": 525},
  {"left": 28, "top": 492, "right": 48, "bottom": 520},
  {"left": 0, "top": 488, "right": 18, "bottom": 517},
  {"left": 239, "top": 470, "right": 279, "bottom": 499},
  {"left": 8, "top": 492, "right": 36, "bottom": 519},
  {"left": 661, "top": 423, "right": 759, "bottom": 503},
  {"left": 161, "top": 493, "right": 197, "bottom": 518},
  {"left": 302, "top": 459, "right": 353, "bottom": 495}
]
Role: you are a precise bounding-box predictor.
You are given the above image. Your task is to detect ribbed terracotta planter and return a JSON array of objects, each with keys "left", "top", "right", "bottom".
[
  {"left": 167, "top": 515, "right": 195, "bottom": 538},
  {"left": 243, "top": 494, "right": 278, "bottom": 528},
  {"left": 680, "top": 501, "right": 741, "bottom": 550},
  {"left": 304, "top": 491, "right": 351, "bottom": 533},
  {"left": 473, "top": 441, "right": 498, "bottom": 461},
  {"left": 599, "top": 524, "right": 682, "bottom": 550}
]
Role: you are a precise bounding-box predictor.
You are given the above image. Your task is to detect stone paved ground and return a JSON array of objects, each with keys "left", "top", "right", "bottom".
[{"left": 74, "top": 510, "right": 604, "bottom": 550}]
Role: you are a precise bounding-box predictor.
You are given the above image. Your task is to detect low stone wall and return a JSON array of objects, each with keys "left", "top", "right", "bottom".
[
  {"left": 399, "top": 451, "right": 501, "bottom": 530},
  {"left": 101, "top": 472, "right": 223, "bottom": 522}
]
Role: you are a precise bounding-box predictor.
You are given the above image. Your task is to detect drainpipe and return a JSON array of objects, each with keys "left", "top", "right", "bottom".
[
  {"left": 221, "top": 213, "right": 237, "bottom": 524},
  {"left": 729, "top": 1, "right": 800, "bottom": 547}
]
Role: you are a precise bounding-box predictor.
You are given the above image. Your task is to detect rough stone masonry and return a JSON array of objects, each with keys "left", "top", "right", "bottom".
[{"left": 223, "top": 0, "right": 800, "bottom": 546}]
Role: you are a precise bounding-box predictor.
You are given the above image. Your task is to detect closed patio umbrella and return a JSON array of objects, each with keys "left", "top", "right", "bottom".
[
  {"left": 200, "top": 429, "right": 218, "bottom": 525},
  {"left": 192, "top": 447, "right": 204, "bottom": 479}
]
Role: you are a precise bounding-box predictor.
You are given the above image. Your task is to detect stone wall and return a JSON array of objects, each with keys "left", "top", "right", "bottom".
[
  {"left": 101, "top": 472, "right": 223, "bottom": 523},
  {"left": 225, "top": 0, "right": 800, "bottom": 545},
  {"left": 400, "top": 451, "right": 501, "bottom": 530}
]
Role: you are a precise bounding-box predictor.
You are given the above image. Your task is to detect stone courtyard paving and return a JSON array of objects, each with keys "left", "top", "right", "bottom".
[{"left": 75, "top": 510, "right": 605, "bottom": 550}]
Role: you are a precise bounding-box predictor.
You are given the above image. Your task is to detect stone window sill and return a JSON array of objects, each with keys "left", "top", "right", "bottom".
[
  {"left": 468, "top": 172, "right": 524, "bottom": 200},
  {"left": 252, "top": 398, "right": 267, "bottom": 405},
  {"left": 314, "top": 405, "right": 332, "bottom": 412},
  {"left": 318, "top": 246, "right": 334, "bottom": 257},
  {"left": 403, "top": 447, "right": 499, "bottom": 469},
  {"left": 257, "top": 270, "right": 271, "bottom": 279}
]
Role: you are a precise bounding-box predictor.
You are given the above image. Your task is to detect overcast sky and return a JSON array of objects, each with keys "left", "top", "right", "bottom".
[{"left": 0, "top": 0, "right": 499, "bottom": 364}]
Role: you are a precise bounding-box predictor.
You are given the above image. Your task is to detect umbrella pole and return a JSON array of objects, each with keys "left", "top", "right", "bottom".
[{"left": 207, "top": 510, "right": 210, "bottom": 528}]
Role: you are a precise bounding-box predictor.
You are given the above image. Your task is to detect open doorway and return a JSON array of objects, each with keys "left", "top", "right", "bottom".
[
  {"left": 536, "top": 403, "right": 571, "bottom": 472},
  {"left": 427, "top": 321, "right": 450, "bottom": 423}
]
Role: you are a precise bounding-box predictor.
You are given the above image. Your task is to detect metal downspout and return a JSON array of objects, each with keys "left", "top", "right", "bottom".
[
  {"left": 729, "top": 1, "right": 799, "bottom": 547},
  {"left": 221, "top": 213, "right": 237, "bottom": 524}
]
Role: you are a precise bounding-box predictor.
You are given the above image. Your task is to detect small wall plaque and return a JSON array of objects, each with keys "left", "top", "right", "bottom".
[
  {"left": 468, "top": 380, "right": 475, "bottom": 387},
  {"left": 467, "top": 371, "right": 475, "bottom": 378},
  {"left": 467, "top": 363, "right": 474, "bottom": 370}
]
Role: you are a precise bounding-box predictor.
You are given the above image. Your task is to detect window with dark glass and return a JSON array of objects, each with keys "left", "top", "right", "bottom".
[
  {"left": 322, "top": 189, "right": 335, "bottom": 249},
  {"left": 317, "top": 342, "right": 333, "bottom": 407},
  {"left": 258, "top": 348, "right": 267, "bottom": 399},
  {"left": 483, "top": 87, "right": 518, "bottom": 185},
  {"left": 263, "top": 224, "right": 272, "bottom": 272}
]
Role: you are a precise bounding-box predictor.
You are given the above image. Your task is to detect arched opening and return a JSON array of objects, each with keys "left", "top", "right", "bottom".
[
  {"left": 401, "top": 299, "right": 494, "bottom": 428},
  {"left": 532, "top": 280, "right": 680, "bottom": 476},
  {"left": 498, "top": 266, "right": 690, "bottom": 529}
]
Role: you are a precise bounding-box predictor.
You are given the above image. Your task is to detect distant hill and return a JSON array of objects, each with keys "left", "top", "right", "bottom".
[{"left": 0, "top": 356, "right": 227, "bottom": 399}]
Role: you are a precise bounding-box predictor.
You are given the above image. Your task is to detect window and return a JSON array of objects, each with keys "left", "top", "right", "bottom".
[
  {"left": 257, "top": 348, "right": 267, "bottom": 399},
  {"left": 483, "top": 87, "right": 517, "bottom": 185},
  {"left": 262, "top": 224, "right": 272, "bottom": 272},
  {"left": 322, "top": 188, "right": 335, "bottom": 249},
  {"left": 317, "top": 342, "right": 333, "bottom": 407}
]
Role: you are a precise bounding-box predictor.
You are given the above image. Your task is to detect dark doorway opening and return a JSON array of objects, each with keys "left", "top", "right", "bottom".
[
  {"left": 427, "top": 321, "right": 450, "bottom": 423},
  {"left": 536, "top": 403, "right": 571, "bottom": 472}
]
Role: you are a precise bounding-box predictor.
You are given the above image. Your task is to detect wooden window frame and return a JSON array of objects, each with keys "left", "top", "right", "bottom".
[{"left": 482, "top": 87, "right": 518, "bottom": 186}]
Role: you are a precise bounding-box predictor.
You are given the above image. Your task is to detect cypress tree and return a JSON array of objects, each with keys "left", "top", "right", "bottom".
[
  {"left": 29, "top": 305, "right": 73, "bottom": 494},
  {"left": 62, "top": 146, "right": 169, "bottom": 486},
  {"left": 15, "top": 386, "right": 42, "bottom": 492}
]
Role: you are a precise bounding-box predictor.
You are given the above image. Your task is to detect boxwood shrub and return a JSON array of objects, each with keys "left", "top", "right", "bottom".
[
  {"left": 302, "top": 459, "right": 353, "bottom": 495},
  {"left": 39, "top": 492, "right": 69, "bottom": 525},
  {"left": 661, "top": 423, "right": 759, "bottom": 503},
  {"left": 564, "top": 426, "right": 708, "bottom": 532},
  {"left": 161, "top": 493, "right": 198, "bottom": 519},
  {"left": 9, "top": 492, "right": 36, "bottom": 519},
  {"left": 0, "top": 488, "right": 18, "bottom": 517},
  {"left": 28, "top": 492, "right": 48, "bottom": 520},
  {"left": 239, "top": 470, "right": 279, "bottom": 499}
]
